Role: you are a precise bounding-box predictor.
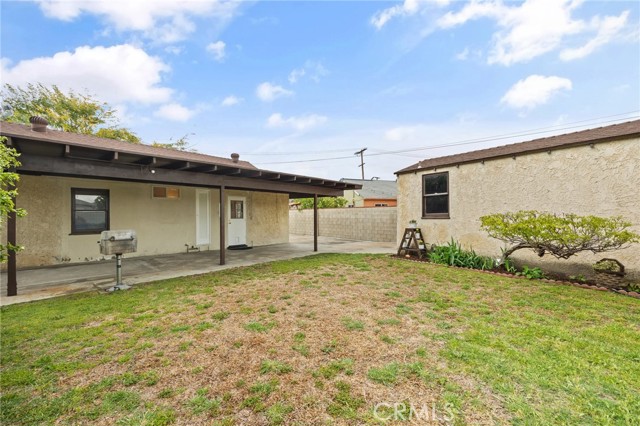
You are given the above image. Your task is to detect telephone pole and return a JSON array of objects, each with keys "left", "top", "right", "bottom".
[{"left": 354, "top": 148, "right": 367, "bottom": 180}]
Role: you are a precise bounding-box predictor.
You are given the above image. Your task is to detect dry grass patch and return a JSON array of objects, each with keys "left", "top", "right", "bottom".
[{"left": 2, "top": 254, "right": 638, "bottom": 425}]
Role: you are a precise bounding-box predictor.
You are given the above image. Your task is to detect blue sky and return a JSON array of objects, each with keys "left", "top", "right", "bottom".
[{"left": 2, "top": 0, "right": 639, "bottom": 180}]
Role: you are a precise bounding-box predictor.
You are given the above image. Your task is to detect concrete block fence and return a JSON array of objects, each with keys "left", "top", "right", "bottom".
[{"left": 289, "top": 207, "right": 397, "bottom": 242}]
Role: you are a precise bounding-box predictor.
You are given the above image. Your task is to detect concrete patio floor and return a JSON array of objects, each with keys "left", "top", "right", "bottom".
[{"left": 0, "top": 235, "right": 395, "bottom": 306}]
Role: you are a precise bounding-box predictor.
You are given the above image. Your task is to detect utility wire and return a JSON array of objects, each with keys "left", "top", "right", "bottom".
[{"left": 255, "top": 113, "right": 639, "bottom": 165}]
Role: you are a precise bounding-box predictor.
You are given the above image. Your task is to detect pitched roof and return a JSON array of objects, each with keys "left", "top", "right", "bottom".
[
  {"left": 0, "top": 121, "right": 362, "bottom": 195},
  {"left": 0, "top": 121, "right": 257, "bottom": 169},
  {"left": 340, "top": 178, "right": 397, "bottom": 199},
  {"left": 396, "top": 119, "right": 640, "bottom": 175}
]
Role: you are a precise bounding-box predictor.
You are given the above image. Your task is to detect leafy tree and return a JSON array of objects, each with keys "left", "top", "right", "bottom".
[
  {"left": 151, "top": 134, "right": 197, "bottom": 152},
  {"left": 2, "top": 83, "right": 140, "bottom": 143},
  {"left": 95, "top": 127, "right": 141, "bottom": 144},
  {"left": 0, "top": 138, "right": 26, "bottom": 262},
  {"left": 480, "top": 210, "right": 640, "bottom": 265},
  {"left": 297, "top": 197, "right": 348, "bottom": 210}
]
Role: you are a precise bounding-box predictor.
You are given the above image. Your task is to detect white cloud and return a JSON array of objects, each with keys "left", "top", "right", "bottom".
[
  {"left": 437, "top": 0, "right": 632, "bottom": 66},
  {"left": 164, "top": 45, "right": 184, "bottom": 55},
  {"left": 34, "top": 0, "right": 240, "bottom": 43},
  {"left": 266, "top": 113, "right": 327, "bottom": 131},
  {"left": 288, "top": 68, "right": 305, "bottom": 84},
  {"left": 501, "top": 75, "right": 572, "bottom": 110},
  {"left": 455, "top": 47, "right": 469, "bottom": 60},
  {"left": 371, "top": 0, "right": 449, "bottom": 30},
  {"left": 560, "top": 11, "right": 629, "bottom": 61},
  {"left": 255, "top": 82, "right": 294, "bottom": 102},
  {"left": 1, "top": 44, "right": 172, "bottom": 105},
  {"left": 221, "top": 95, "right": 242, "bottom": 106},
  {"left": 154, "top": 103, "right": 196, "bottom": 122},
  {"left": 288, "top": 61, "right": 328, "bottom": 84},
  {"left": 206, "top": 41, "right": 226, "bottom": 61}
]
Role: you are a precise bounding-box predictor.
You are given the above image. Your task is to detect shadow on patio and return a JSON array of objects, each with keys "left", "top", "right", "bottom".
[{"left": 0, "top": 235, "right": 395, "bottom": 306}]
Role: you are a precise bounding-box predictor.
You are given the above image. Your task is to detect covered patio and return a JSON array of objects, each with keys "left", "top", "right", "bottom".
[
  {"left": 1, "top": 119, "right": 362, "bottom": 298},
  {"left": 0, "top": 235, "right": 395, "bottom": 305}
]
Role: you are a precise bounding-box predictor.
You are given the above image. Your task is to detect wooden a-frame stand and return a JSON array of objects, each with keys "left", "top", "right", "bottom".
[{"left": 397, "top": 227, "right": 427, "bottom": 259}]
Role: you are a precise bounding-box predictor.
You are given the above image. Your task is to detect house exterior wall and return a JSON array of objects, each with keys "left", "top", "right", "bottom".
[
  {"left": 362, "top": 198, "right": 398, "bottom": 207},
  {"left": 396, "top": 136, "right": 640, "bottom": 280},
  {"left": 289, "top": 207, "right": 397, "bottom": 242},
  {"left": 9, "top": 175, "right": 288, "bottom": 268},
  {"left": 343, "top": 189, "right": 363, "bottom": 207}
]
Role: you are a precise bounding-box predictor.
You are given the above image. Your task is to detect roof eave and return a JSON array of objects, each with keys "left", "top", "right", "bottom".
[{"left": 395, "top": 128, "right": 640, "bottom": 176}]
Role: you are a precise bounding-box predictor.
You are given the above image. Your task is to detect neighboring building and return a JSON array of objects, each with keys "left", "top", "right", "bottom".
[
  {"left": 395, "top": 120, "right": 640, "bottom": 279},
  {"left": 341, "top": 178, "right": 397, "bottom": 207},
  {"left": 1, "top": 120, "right": 359, "bottom": 274}
]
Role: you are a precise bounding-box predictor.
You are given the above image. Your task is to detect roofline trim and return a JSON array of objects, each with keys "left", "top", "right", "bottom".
[{"left": 395, "top": 123, "right": 640, "bottom": 176}]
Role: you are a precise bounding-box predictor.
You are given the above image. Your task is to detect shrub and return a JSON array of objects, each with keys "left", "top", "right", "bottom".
[
  {"left": 481, "top": 211, "right": 639, "bottom": 265},
  {"left": 516, "top": 266, "right": 545, "bottom": 280},
  {"left": 593, "top": 259, "right": 623, "bottom": 274},
  {"left": 297, "top": 197, "right": 348, "bottom": 210},
  {"left": 428, "top": 239, "right": 495, "bottom": 270}
]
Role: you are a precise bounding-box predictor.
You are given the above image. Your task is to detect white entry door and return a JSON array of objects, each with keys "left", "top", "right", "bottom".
[
  {"left": 227, "top": 196, "right": 247, "bottom": 246},
  {"left": 196, "top": 190, "right": 210, "bottom": 245}
]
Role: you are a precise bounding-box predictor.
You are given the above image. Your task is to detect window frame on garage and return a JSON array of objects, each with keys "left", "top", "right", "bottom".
[{"left": 422, "top": 172, "right": 450, "bottom": 219}]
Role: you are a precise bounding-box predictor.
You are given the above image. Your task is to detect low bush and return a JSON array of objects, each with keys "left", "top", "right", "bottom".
[
  {"left": 516, "top": 266, "right": 545, "bottom": 280},
  {"left": 428, "top": 239, "right": 495, "bottom": 271}
]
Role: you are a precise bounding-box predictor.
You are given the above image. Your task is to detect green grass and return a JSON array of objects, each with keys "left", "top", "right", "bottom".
[
  {"left": 315, "top": 359, "right": 354, "bottom": 380},
  {"left": 341, "top": 317, "right": 365, "bottom": 331},
  {"left": 327, "top": 381, "right": 364, "bottom": 420},
  {"left": 187, "top": 388, "right": 220, "bottom": 416},
  {"left": 367, "top": 362, "right": 426, "bottom": 385},
  {"left": 244, "top": 321, "right": 275, "bottom": 333},
  {"left": 1, "top": 253, "right": 639, "bottom": 425},
  {"left": 259, "top": 360, "right": 293, "bottom": 375}
]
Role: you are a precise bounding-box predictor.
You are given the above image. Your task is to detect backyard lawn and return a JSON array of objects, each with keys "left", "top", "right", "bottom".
[{"left": 1, "top": 254, "right": 639, "bottom": 425}]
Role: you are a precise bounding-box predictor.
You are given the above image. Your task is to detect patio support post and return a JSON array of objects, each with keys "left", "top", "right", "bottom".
[
  {"left": 220, "top": 185, "right": 226, "bottom": 265},
  {"left": 313, "top": 193, "right": 318, "bottom": 252},
  {"left": 7, "top": 186, "right": 17, "bottom": 296}
]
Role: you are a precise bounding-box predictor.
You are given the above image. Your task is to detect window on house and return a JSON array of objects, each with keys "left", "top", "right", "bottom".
[
  {"left": 374, "top": 203, "right": 389, "bottom": 207},
  {"left": 422, "top": 172, "right": 449, "bottom": 218},
  {"left": 152, "top": 186, "right": 180, "bottom": 199},
  {"left": 71, "top": 188, "right": 109, "bottom": 234},
  {"left": 230, "top": 200, "right": 244, "bottom": 219}
]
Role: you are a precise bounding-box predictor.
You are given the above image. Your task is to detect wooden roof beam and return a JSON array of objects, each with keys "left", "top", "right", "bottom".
[
  {"left": 171, "top": 161, "right": 192, "bottom": 170},
  {"left": 198, "top": 165, "right": 219, "bottom": 173}
]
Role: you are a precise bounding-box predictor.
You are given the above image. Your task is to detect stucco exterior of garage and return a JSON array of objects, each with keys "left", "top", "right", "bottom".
[{"left": 395, "top": 120, "right": 640, "bottom": 280}]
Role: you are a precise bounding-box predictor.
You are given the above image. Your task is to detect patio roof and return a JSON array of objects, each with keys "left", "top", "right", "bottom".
[{"left": 0, "top": 121, "right": 361, "bottom": 198}]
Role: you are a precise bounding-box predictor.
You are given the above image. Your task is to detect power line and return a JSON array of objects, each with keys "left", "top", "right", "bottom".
[
  {"left": 254, "top": 113, "right": 639, "bottom": 166},
  {"left": 244, "top": 147, "right": 360, "bottom": 156}
]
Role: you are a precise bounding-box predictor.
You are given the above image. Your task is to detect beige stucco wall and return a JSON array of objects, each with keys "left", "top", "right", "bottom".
[
  {"left": 241, "top": 190, "right": 289, "bottom": 247},
  {"left": 397, "top": 136, "right": 640, "bottom": 280},
  {"left": 8, "top": 176, "right": 288, "bottom": 268}
]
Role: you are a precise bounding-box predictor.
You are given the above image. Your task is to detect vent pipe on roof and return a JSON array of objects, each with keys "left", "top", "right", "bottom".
[
  {"left": 29, "top": 116, "right": 49, "bottom": 132},
  {"left": 231, "top": 153, "right": 240, "bottom": 163}
]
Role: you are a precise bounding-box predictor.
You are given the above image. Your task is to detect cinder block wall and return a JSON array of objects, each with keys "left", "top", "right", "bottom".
[{"left": 289, "top": 207, "right": 397, "bottom": 242}]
